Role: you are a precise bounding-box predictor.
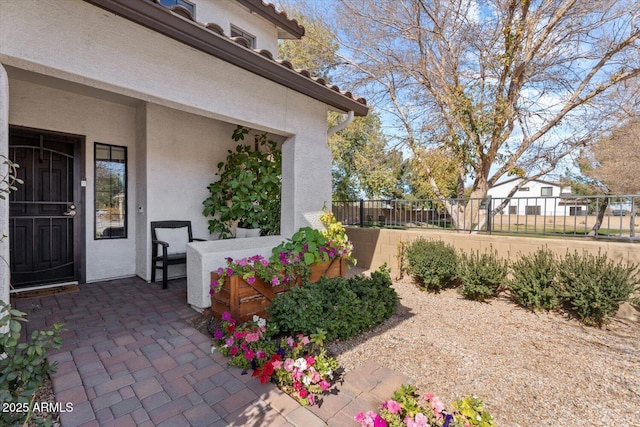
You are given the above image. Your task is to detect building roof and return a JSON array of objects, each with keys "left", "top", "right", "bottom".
[
  {"left": 235, "top": 0, "right": 305, "bottom": 39},
  {"left": 84, "top": 0, "right": 368, "bottom": 116},
  {"left": 490, "top": 177, "right": 561, "bottom": 189}
]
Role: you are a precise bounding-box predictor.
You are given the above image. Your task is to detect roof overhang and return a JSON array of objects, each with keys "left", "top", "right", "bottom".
[
  {"left": 83, "top": 0, "right": 368, "bottom": 116},
  {"left": 235, "top": 0, "right": 305, "bottom": 39}
]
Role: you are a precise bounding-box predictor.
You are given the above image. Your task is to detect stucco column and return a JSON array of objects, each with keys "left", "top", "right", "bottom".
[
  {"left": 281, "top": 127, "right": 333, "bottom": 238},
  {"left": 0, "top": 63, "right": 10, "bottom": 306}
]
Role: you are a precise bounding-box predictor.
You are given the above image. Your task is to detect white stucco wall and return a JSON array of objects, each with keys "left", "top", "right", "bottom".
[
  {"left": 0, "top": 0, "right": 335, "bottom": 287},
  {"left": 196, "top": 0, "right": 279, "bottom": 54},
  {"left": 488, "top": 179, "right": 566, "bottom": 216}
]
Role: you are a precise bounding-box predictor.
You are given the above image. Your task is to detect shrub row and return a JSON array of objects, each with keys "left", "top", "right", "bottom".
[
  {"left": 402, "top": 239, "right": 640, "bottom": 326},
  {"left": 267, "top": 264, "right": 398, "bottom": 341}
]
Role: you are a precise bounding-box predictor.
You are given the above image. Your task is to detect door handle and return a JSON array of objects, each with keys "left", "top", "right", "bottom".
[{"left": 63, "top": 204, "right": 77, "bottom": 217}]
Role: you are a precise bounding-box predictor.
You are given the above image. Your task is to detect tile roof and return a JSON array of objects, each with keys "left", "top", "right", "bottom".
[
  {"left": 84, "top": 0, "right": 368, "bottom": 116},
  {"left": 235, "top": 0, "right": 305, "bottom": 39}
]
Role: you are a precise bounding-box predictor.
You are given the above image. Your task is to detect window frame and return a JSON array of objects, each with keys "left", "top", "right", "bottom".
[
  {"left": 540, "top": 186, "right": 553, "bottom": 197},
  {"left": 94, "top": 142, "right": 128, "bottom": 240},
  {"left": 230, "top": 25, "right": 256, "bottom": 48}
]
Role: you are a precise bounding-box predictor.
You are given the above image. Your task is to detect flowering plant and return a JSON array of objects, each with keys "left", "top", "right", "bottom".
[
  {"left": 212, "top": 312, "right": 275, "bottom": 371},
  {"left": 212, "top": 312, "right": 339, "bottom": 406},
  {"left": 264, "top": 333, "right": 339, "bottom": 406},
  {"left": 355, "top": 384, "right": 495, "bottom": 427},
  {"left": 210, "top": 255, "right": 293, "bottom": 294}
]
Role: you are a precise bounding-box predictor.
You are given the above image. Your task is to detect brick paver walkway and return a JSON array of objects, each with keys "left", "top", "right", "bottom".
[{"left": 13, "top": 277, "right": 407, "bottom": 426}]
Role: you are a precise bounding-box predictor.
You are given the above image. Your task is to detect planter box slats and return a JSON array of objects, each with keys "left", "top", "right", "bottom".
[{"left": 210, "top": 256, "right": 346, "bottom": 322}]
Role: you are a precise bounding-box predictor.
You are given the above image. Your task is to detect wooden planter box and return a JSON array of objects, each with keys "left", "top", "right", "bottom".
[{"left": 210, "top": 257, "right": 346, "bottom": 322}]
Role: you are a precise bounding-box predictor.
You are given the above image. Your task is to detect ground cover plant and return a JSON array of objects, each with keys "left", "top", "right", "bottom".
[
  {"left": 211, "top": 312, "right": 338, "bottom": 406},
  {"left": 267, "top": 265, "right": 398, "bottom": 341},
  {"left": 354, "top": 384, "right": 495, "bottom": 427}
]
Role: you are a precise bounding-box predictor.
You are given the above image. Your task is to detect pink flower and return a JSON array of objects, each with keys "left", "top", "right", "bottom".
[
  {"left": 222, "top": 311, "right": 233, "bottom": 321},
  {"left": 272, "top": 360, "right": 283, "bottom": 370},
  {"left": 384, "top": 400, "right": 402, "bottom": 414},
  {"left": 247, "top": 276, "right": 256, "bottom": 284},
  {"left": 271, "top": 276, "right": 280, "bottom": 286},
  {"left": 298, "top": 335, "right": 310, "bottom": 345},
  {"left": 287, "top": 337, "right": 295, "bottom": 347},
  {"left": 308, "top": 393, "right": 315, "bottom": 406},
  {"left": 299, "top": 389, "right": 308, "bottom": 398},
  {"left": 225, "top": 337, "right": 234, "bottom": 347},
  {"left": 256, "top": 350, "right": 266, "bottom": 359},
  {"left": 283, "top": 358, "right": 295, "bottom": 372},
  {"left": 319, "top": 379, "right": 330, "bottom": 390},
  {"left": 305, "top": 355, "right": 315, "bottom": 366},
  {"left": 261, "top": 258, "right": 269, "bottom": 266},
  {"left": 244, "top": 350, "right": 254, "bottom": 360},
  {"left": 423, "top": 393, "right": 434, "bottom": 401},
  {"left": 229, "top": 346, "right": 238, "bottom": 356},
  {"left": 431, "top": 396, "right": 445, "bottom": 420},
  {"left": 310, "top": 370, "right": 321, "bottom": 383},
  {"left": 414, "top": 413, "right": 429, "bottom": 426},
  {"left": 245, "top": 332, "right": 259, "bottom": 343}
]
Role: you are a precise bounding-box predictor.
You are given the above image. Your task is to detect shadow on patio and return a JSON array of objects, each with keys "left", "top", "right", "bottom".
[{"left": 12, "top": 277, "right": 321, "bottom": 427}]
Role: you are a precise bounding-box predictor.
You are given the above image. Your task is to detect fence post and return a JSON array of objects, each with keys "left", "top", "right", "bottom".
[
  {"left": 631, "top": 196, "right": 636, "bottom": 239},
  {"left": 359, "top": 199, "right": 364, "bottom": 228},
  {"left": 486, "top": 196, "right": 492, "bottom": 234}
]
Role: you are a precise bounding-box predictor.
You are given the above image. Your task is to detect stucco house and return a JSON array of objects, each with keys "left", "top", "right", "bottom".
[
  {"left": 487, "top": 178, "right": 587, "bottom": 216},
  {"left": 0, "top": 0, "right": 368, "bottom": 308}
]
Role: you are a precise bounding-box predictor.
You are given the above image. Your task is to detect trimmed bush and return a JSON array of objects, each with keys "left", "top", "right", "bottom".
[
  {"left": 405, "top": 239, "right": 458, "bottom": 291},
  {"left": 267, "top": 265, "right": 397, "bottom": 341},
  {"left": 458, "top": 249, "right": 509, "bottom": 301},
  {"left": 508, "top": 247, "right": 560, "bottom": 311},
  {"left": 557, "top": 251, "right": 640, "bottom": 326}
]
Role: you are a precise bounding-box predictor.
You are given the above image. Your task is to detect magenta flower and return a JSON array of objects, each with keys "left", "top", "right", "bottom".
[
  {"left": 222, "top": 311, "right": 233, "bottom": 321},
  {"left": 247, "top": 276, "right": 256, "bottom": 284},
  {"left": 244, "top": 350, "right": 254, "bottom": 360},
  {"left": 319, "top": 379, "right": 330, "bottom": 390},
  {"left": 229, "top": 346, "right": 238, "bottom": 356},
  {"left": 373, "top": 414, "right": 387, "bottom": 427},
  {"left": 213, "top": 330, "right": 223, "bottom": 340}
]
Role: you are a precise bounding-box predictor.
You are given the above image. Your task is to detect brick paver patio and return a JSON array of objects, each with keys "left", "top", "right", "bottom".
[{"left": 13, "top": 277, "right": 407, "bottom": 426}]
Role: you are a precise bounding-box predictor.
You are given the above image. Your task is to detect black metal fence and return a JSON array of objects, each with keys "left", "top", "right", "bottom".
[{"left": 332, "top": 195, "right": 639, "bottom": 241}]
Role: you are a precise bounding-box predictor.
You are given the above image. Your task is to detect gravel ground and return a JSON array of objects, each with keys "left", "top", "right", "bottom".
[{"left": 325, "top": 271, "right": 640, "bottom": 427}]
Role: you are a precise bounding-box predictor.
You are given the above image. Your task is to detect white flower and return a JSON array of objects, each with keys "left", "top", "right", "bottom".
[
  {"left": 293, "top": 358, "right": 307, "bottom": 371},
  {"left": 252, "top": 315, "right": 266, "bottom": 328},
  {"left": 302, "top": 376, "right": 312, "bottom": 386}
]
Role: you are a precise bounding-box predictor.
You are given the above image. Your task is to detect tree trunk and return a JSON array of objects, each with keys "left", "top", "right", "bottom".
[{"left": 588, "top": 198, "right": 609, "bottom": 237}]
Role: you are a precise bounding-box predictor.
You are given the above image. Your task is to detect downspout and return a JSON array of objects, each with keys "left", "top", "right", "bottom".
[{"left": 327, "top": 111, "right": 355, "bottom": 136}]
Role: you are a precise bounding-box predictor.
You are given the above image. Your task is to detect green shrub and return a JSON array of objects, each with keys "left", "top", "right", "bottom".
[
  {"left": 0, "top": 301, "right": 63, "bottom": 426},
  {"left": 267, "top": 265, "right": 397, "bottom": 341},
  {"left": 404, "top": 239, "right": 458, "bottom": 291},
  {"left": 508, "top": 247, "right": 560, "bottom": 311},
  {"left": 557, "top": 251, "right": 640, "bottom": 326},
  {"left": 458, "top": 249, "right": 509, "bottom": 301}
]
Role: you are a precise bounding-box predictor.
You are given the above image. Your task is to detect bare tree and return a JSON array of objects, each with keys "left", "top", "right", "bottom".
[
  {"left": 579, "top": 118, "right": 640, "bottom": 234},
  {"left": 331, "top": 0, "right": 640, "bottom": 229}
]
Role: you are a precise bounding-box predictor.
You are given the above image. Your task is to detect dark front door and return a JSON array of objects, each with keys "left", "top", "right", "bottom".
[{"left": 9, "top": 127, "right": 82, "bottom": 288}]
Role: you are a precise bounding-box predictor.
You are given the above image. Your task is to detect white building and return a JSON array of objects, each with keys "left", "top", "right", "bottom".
[
  {"left": 0, "top": 0, "right": 368, "bottom": 308},
  {"left": 487, "top": 178, "right": 587, "bottom": 216}
]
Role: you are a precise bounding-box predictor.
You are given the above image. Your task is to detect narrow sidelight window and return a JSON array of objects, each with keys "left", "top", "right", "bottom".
[{"left": 95, "top": 143, "right": 127, "bottom": 239}]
